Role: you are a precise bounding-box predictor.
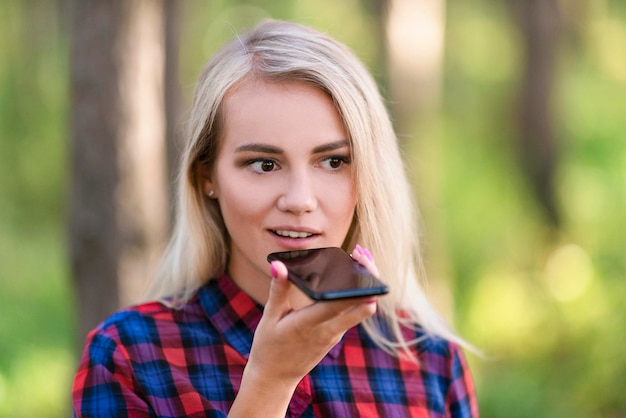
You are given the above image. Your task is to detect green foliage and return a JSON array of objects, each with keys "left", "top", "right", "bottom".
[
  {"left": 0, "top": 2, "right": 73, "bottom": 417},
  {"left": 1, "top": 0, "right": 624, "bottom": 417},
  {"left": 439, "top": 2, "right": 626, "bottom": 417}
]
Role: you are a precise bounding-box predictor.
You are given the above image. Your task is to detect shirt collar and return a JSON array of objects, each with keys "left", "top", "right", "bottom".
[
  {"left": 197, "top": 274, "right": 344, "bottom": 359},
  {"left": 197, "top": 274, "right": 261, "bottom": 358}
]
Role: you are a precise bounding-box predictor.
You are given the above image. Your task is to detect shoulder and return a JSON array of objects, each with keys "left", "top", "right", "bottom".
[
  {"left": 404, "top": 328, "right": 469, "bottom": 367},
  {"left": 415, "top": 332, "right": 459, "bottom": 357},
  {"left": 377, "top": 322, "right": 473, "bottom": 380},
  {"left": 416, "top": 335, "right": 470, "bottom": 377},
  {"left": 353, "top": 318, "right": 470, "bottom": 371},
  {"left": 84, "top": 297, "right": 205, "bottom": 352}
]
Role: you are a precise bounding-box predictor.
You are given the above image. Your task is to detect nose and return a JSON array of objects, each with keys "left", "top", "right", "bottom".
[{"left": 277, "top": 169, "right": 318, "bottom": 215}]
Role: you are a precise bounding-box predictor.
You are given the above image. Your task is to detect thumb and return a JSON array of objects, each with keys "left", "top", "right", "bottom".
[{"left": 265, "top": 260, "right": 291, "bottom": 316}]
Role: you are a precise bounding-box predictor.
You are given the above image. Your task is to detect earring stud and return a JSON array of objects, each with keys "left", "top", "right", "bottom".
[{"left": 208, "top": 190, "right": 215, "bottom": 198}]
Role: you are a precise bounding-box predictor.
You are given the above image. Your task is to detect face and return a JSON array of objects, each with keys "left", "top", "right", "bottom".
[{"left": 202, "top": 79, "right": 357, "bottom": 302}]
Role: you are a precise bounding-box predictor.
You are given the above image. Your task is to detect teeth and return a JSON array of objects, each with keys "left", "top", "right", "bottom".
[{"left": 275, "top": 230, "right": 313, "bottom": 238}]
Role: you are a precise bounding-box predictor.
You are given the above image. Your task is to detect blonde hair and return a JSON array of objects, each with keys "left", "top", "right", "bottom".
[{"left": 147, "top": 19, "right": 466, "bottom": 356}]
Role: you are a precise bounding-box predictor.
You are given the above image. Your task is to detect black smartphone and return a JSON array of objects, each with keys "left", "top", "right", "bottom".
[{"left": 266, "top": 247, "right": 389, "bottom": 301}]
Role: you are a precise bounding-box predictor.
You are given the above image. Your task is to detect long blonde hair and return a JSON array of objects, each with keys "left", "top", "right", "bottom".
[{"left": 147, "top": 19, "right": 466, "bottom": 356}]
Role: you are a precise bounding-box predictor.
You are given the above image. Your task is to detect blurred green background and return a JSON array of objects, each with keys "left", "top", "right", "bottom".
[{"left": 0, "top": 0, "right": 624, "bottom": 417}]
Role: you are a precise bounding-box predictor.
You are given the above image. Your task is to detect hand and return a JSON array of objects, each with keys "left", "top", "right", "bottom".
[
  {"left": 249, "top": 251, "right": 378, "bottom": 382},
  {"left": 231, "top": 246, "right": 379, "bottom": 416}
]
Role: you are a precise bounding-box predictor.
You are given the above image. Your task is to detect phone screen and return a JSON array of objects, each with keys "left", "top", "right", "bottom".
[{"left": 266, "top": 247, "right": 389, "bottom": 300}]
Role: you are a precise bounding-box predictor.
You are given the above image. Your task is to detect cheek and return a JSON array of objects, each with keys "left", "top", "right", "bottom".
[
  {"left": 217, "top": 182, "right": 275, "bottom": 234},
  {"left": 219, "top": 190, "right": 259, "bottom": 223},
  {"left": 322, "top": 180, "right": 357, "bottom": 224},
  {"left": 213, "top": 164, "right": 263, "bottom": 221}
]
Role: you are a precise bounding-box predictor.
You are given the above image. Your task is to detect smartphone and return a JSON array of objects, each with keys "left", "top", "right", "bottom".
[{"left": 266, "top": 247, "right": 389, "bottom": 301}]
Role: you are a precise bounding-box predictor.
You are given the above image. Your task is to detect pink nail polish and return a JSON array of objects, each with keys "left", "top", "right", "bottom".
[
  {"left": 364, "top": 249, "right": 374, "bottom": 261},
  {"left": 271, "top": 263, "right": 277, "bottom": 278}
]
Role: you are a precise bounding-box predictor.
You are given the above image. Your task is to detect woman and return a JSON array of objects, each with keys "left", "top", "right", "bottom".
[{"left": 73, "top": 20, "right": 479, "bottom": 417}]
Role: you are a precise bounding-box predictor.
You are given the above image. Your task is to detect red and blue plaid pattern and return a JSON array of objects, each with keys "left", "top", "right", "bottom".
[{"left": 73, "top": 275, "right": 478, "bottom": 417}]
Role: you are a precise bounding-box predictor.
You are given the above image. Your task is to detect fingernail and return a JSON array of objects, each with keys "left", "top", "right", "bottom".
[
  {"left": 364, "top": 248, "right": 374, "bottom": 261},
  {"left": 271, "top": 262, "right": 277, "bottom": 278},
  {"left": 355, "top": 244, "right": 363, "bottom": 255}
]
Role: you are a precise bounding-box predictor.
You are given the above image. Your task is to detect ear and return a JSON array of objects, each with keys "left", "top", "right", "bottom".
[{"left": 197, "top": 164, "right": 218, "bottom": 198}]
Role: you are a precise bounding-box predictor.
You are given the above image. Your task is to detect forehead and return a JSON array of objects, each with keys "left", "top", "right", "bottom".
[{"left": 219, "top": 78, "right": 348, "bottom": 150}]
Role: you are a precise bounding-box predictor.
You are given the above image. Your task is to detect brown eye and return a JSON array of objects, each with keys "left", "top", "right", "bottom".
[
  {"left": 261, "top": 161, "right": 274, "bottom": 172},
  {"left": 328, "top": 157, "right": 342, "bottom": 169},
  {"left": 321, "top": 155, "right": 350, "bottom": 171},
  {"left": 248, "top": 159, "right": 279, "bottom": 174}
]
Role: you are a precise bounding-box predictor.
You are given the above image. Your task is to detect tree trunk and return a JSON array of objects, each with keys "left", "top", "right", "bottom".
[
  {"left": 513, "top": 0, "right": 562, "bottom": 227},
  {"left": 69, "top": 0, "right": 169, "bottom": 343},
  {"left": 164, "top": 0, "right": 183, "bottom": 220},
  {"left": 369, "top": 0, "right": 454, "bottom": 319},
  {"left": 376, "top": 0, "right": 446, "bottom": 140}
]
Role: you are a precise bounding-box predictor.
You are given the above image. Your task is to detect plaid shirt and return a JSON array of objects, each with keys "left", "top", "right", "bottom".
[{"left": 73, "top": 275, "right": 478, "bottom": 417}]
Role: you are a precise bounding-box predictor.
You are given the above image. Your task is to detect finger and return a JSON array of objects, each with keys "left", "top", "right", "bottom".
[
  {"left": 301, "top": 296, "right": 378, "bottom": 338},
  {"left": 264, "top": 260, "right": 292, "bottom": 317},
  {"left": 328, "top": 297, "right": 378, "bottom": 332},
  {"left": 352, "top": 244, "right": 380, "bottom": 277},
  {"left": 295, "top": 295, "right": 373, "bottom": 326},
  {"left": 271, "top": 259, "right": 288, "bottom": 281}
]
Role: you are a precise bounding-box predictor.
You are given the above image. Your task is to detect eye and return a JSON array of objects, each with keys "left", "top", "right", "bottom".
[
  {"left": 249, "top": 159, "right": 278, "bottom": 173},
  {"left": 320, "top": 156, "right": 350, "bottom": 171}
]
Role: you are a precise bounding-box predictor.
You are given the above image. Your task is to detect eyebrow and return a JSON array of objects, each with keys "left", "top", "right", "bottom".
[
  {"left": 234, "top": 139, "right": 350, "bottom": 155},
  {"left": 234, "top": 143, "right": 282, "bottom": 154},
  {"left": 312, "top": 139, "right": 350, "bottom": 154}
]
